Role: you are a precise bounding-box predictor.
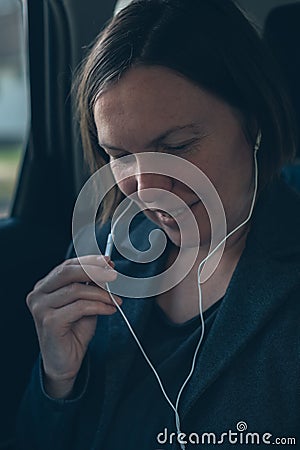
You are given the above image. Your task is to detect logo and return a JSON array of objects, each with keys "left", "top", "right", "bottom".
[{"left": 72, "top": 152, "right": 227, "bottom": 297}]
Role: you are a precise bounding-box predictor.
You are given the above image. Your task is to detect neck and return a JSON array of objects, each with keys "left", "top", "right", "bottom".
[
  {"left": 168, "top": 221, "right": 250, "bottom": 272},
  {"left": 156, "top": 223, "right": 250, "bottom": 324}
]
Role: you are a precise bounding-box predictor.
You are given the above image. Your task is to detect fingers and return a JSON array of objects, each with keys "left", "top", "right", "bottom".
[
  {"left": 41, "top": 299, "right": 119, "bottom": 330},
  {"left": 26, "top": 255, "right": 122, "bottom": 394},
  {"left": 30, "top": 283, "right": 122, "bottom": 310},
  {"left": 27, "top": 254, "right": 123, "bottom": 323},
  {"left": 39, "top": 256, "right": 118, "bottom": 293},
  {"left": 64, "top": 255, "right": 112, "bottom": 267}
]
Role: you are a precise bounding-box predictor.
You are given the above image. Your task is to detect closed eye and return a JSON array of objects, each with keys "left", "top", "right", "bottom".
[
  {"left": 162, "top": 139, "right": 199, "bottom": 153},
  {"left": 163, "top": 144, "right": 190, "bottom": 151},
  {"left": 102, "top": 148, "right": 131, "bottom": 160},
  {"left": 109, "top": 152, "right": 136, "bottom": 166},
  {"left": 110, "top": 152, "right": 129, "bottom": 159}
]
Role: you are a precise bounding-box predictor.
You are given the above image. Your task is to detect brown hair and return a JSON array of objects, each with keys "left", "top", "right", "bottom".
[{"left": 75, "top": 0, "right": 297, "bottom": 223}]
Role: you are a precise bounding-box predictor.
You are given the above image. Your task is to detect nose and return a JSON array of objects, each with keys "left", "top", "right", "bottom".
[{"left": 136, "top": 172, "right": 173, "bottom": 204}]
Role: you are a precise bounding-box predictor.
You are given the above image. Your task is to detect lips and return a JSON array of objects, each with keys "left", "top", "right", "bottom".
[
  {"left": 155, "top": 206, "right": 186, "bottom": 218},
  {"left": 150, "top": 200, "right": 200, "bottom": 223}
]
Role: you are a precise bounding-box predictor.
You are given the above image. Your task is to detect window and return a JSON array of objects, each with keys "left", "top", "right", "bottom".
[{"left": 0, "top": 0, "right": 29, "bottom": 218}]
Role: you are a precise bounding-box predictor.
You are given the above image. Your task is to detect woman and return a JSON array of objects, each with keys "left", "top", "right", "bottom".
[{"left": 17, "top": 0, "right": 300, "bottom": 449}]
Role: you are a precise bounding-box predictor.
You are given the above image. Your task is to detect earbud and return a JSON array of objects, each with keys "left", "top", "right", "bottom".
[
  {"left": 254, "top": 129, "right": 262, "bottom": 152},
  {"left": 104, "top": 199, "right": 135, "bottom": 257},
  {"left": 104, "top": 233, "right": 114, "bottom": 257}
]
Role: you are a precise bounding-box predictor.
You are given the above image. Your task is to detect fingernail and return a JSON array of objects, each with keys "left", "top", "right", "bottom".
[
  {"left": 105, "top": 270, "right": 118, "bottom": 281},
  {"left": 97, "top": 255, "right": 111, "bottom": 263},
  {"left": 104, "top": 265, "right": 116, "bottom": 272},
  {"left": 115, "top": 297, "right": 122, "bottom": 305}
]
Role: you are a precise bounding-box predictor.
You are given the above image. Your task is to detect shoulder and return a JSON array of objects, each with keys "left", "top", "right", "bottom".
[{"left": 250, "top": 177, "right": 300, "bottom": 259}]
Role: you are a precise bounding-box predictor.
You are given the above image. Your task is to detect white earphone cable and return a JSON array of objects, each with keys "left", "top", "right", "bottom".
[{"left": 105, "top": 131, "right": 261, "bottom": 450}]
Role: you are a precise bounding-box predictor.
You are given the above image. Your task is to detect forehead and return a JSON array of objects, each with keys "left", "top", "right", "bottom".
[
  {"left": 95, "top": 66, "right": 203, "bottom": 112},
  {"left": 93, "top": 67, "right": 222, "bottom": 145}
]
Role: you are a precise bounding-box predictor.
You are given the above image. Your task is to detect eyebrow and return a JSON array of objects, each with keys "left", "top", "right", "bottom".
[{"left": 98, "top": 122, "right": 205, "bottom": 153}]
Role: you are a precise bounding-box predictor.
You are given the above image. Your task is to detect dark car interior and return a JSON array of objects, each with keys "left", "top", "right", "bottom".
[{"left": 0, "top": 1, "right": 299, "bottom": 448}]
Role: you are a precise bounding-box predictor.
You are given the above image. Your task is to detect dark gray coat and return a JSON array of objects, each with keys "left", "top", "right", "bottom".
[{"left": 17, "top": 179, "right": 300, "bottom": 449}]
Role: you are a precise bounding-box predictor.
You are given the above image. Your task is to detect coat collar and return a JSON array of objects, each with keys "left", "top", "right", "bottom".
[
  {"left": 181, "top": 179, "right": 300, "bottom": 414},
  {"left": 92, "top": 179, "right": 300, "bottom": 446},
  {"left": 181, "top": 233, "right": 300, "bottom": 417}
]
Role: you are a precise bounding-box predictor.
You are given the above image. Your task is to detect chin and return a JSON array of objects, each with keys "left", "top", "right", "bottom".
[
  {"left": 143, "top": 209, "right": 206, "bottom": 249},
  {"left": 163, "top": 226, "right": 202, "bottom": 250}
]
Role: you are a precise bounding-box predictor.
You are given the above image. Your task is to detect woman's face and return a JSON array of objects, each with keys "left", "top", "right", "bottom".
[{"left": 94, "top": 66, "right": 255, "bottom": 248}]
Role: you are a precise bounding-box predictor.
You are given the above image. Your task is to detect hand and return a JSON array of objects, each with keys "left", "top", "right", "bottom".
[{"left": 26, "top": 255, "right": 122, "bottom": 398}]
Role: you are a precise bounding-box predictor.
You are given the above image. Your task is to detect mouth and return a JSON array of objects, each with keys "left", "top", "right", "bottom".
[
  {"left": 156, "top": 206, "right": 187, "bottom": 218},
  {"left": 148, "top": 201, "right": 200, "bottom": 224}
]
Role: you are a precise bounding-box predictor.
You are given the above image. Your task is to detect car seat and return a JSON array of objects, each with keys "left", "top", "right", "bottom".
[{"left": 264, "top": 3, "right": 300, "bottom": 193}]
